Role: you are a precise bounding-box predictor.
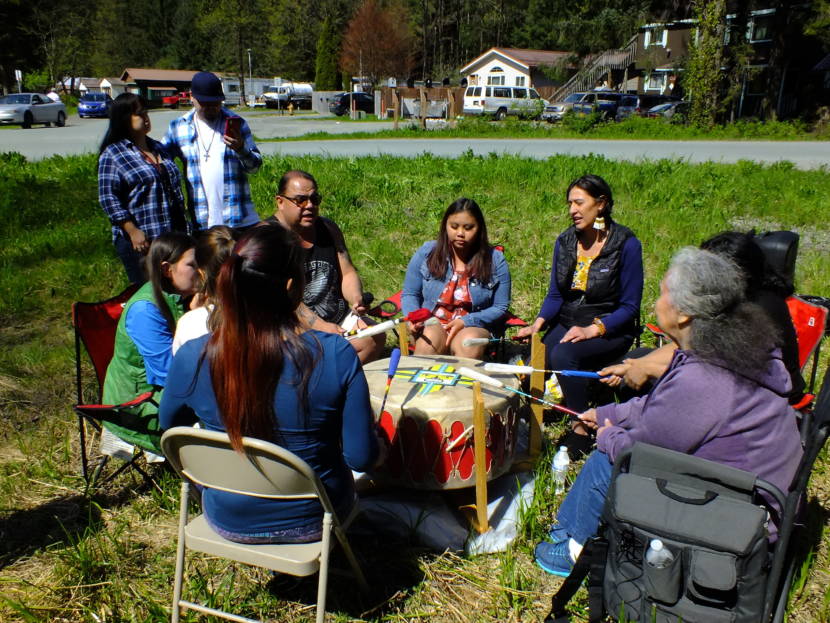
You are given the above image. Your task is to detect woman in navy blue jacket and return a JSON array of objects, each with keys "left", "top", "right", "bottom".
[
  {"left": 402, "top": 198, "right": 511, "bottom": 360},
  {"left": 517, "top": 175, "right": 643, "bottom": 458}
]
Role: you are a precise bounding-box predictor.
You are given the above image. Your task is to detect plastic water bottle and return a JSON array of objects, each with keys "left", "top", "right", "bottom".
[
  {"left": 645, "top": 539, "right": 675, "bottom": 568},
  {"left": 552, "top": 446, "right": 570, "bottom": 495}
]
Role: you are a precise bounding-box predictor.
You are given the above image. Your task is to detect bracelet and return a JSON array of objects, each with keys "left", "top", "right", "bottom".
[{"left": 592, "top": 317, "right": 606, "bottom": 336}]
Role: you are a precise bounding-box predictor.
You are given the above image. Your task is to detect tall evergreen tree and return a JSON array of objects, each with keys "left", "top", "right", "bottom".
[{"left": 315, "top": 16, "right": 341, "bottom": 90}]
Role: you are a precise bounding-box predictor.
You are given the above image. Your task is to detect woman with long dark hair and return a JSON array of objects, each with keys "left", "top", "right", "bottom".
[
  {"left": 159, "top": 224, "right": 379, "bottom": 544},
  {"left": 99, "top": 93, "right": 189, "bottom": 284},
  {"left": 102, "top": 232, "right": 198, "bottom": 455},
  {"left": 401, "top": 198, "right": 511, "bottom": 359},
  {"left": 516, "top": 175, "right": 643, "bottom": 458},
  {"left": 600, "top": 230, "right": 805, "bottom": 404}
]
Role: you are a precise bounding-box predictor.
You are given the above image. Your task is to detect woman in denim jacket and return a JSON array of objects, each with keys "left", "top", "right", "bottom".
[{"left": 402, "top": 198, "right": 511, "bottom": 359}]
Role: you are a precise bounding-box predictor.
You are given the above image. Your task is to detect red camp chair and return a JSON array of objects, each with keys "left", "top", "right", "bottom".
[
  {"left": 786, "top": 295, "right": 828, "bottom": 413},
  {"left": 72, "top": 284, "right": 157, "bottom": 487}
]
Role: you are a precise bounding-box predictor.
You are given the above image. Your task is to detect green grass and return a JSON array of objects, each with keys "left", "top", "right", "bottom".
[
  {"left": 258, "top": 114, "right": 830, "bottom": 142},
  {"left": 1, "top": 150, "right": 829, "bottom": 621}
]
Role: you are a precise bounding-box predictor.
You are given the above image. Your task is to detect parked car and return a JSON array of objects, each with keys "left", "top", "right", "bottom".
[
  {"left": 646, "top": 100, "right": 690, "bottom": 119},
  {"left": 78, "top": 92, "right": 114, "bottom": 118},
  {"left": 0, "top": 93, "right": 66, "bottom": 128},
  {"left": 542, "top": 92, "right": 589, "bottom": 122},
  {"left": 162, "top": 91, "right": 191, "bottom": 108},
  {"left": 329, "top": 92, "right": 374, "bottom": 116},
  {"left": 571, "top": 91, "right": 624, "bottom": 119},
  {"left": 543, "top": 91, "right": 624, "bottom": 122},
  {"left": 615, "top": 94, "right": 680, "bottom": 121},
  {"left": 462, "top": 85, "right": 547, "bottom": 120}
]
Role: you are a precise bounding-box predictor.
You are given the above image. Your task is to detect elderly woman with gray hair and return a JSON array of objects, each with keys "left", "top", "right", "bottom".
[{"left": 535, "top": 247, "right": 803, "bottom": 577}]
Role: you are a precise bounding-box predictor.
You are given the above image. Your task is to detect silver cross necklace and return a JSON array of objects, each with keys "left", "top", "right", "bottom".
[{"left": 196, "top": 117, "right": 220, "bottom": 162}]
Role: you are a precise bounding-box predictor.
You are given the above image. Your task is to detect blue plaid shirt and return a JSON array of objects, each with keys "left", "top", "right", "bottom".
[
  {"left": 161, "top": 108, "right": 262, "bottom": 230},
  {"left": 98, "top": 138, "right": 189, "bottom": 243}
]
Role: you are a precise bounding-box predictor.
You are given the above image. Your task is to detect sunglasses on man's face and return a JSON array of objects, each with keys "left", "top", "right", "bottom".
[{"left": 280, "top": 193, "right": 322, "bottom": 206}]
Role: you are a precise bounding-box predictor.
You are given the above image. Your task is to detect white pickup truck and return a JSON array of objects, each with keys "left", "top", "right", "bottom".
[{"left": 0, "top": 93, "right": 67, "bottom": 128}]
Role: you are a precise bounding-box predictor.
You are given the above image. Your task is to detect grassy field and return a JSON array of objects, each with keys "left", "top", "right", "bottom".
[
  {"left": 259, "top": 114, "right": 830, "bottom": 143},
  {"left": 1, "top": 150, "right": 829, "bottom": 622}
]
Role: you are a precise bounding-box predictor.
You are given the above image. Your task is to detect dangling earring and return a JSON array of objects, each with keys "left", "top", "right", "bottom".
[{"left": 593, "top": 215, "right": 606, "bottom": 231}]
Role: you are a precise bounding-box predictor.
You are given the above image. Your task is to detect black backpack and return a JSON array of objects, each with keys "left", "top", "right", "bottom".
[{"left": 546, "top": 443, "right": 785, "bottom": 623}]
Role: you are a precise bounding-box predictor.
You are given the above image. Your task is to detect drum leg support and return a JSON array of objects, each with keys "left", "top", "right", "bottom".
[{"left": 459, "top": 382, "right": 491, "bottom": 534}]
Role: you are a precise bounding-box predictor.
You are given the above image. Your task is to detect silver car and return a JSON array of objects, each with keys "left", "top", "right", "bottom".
[
  {"left": 0, "top": 93, "right": 67, "bottom": 128},
  {"left": 541, "top": 92, "right": 591, "bottom": 122}
]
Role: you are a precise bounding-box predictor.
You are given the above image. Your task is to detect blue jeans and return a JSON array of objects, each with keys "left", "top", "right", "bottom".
[
  {"left": 550, "top": 450, "right": 613, "bottom": 545},
  {"left": 114, "top": 235, "right": 146, "bottom": 285}
]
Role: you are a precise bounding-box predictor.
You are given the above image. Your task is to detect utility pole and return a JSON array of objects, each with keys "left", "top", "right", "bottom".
[{"left": 247, "top": 49, "right": 253, "bottom": 106}]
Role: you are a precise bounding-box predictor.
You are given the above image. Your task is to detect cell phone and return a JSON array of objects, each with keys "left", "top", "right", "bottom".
[{"left": 224, "top": 117, "right": 241, "bottom": 136}]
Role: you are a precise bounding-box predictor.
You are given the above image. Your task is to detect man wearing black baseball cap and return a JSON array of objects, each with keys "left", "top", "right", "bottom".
[{"left": 161, "top": 71, "right": 261, "bottom": 231}]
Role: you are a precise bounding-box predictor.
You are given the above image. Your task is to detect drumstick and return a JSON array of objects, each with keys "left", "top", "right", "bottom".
[
  {"left": 461, "top": 336, "right": 521, "bottom": 347},
  {"left": 483, "top": 362, "right": 602, "bottom": 379},
  {"left": 445, "top": 425, "right": 474, "bottom": 452},
  {"left": 345, "top": 308, "right": 431, "bottom": 339},
  {"left": 458, "top": 366, "right": 580, "bottom": 417},
  {"left": 377, "top": 348, "right": 401, "bottom": 419}
]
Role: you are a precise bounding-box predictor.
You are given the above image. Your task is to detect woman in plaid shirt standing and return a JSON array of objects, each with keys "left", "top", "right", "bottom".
[{"left": 99, "top": 93, "right": 189, "bottom": 284}]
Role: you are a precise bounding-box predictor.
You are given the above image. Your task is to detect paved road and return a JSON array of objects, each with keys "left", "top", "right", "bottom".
[
  {"left": 0, "top": 109, "right": 391, "bottom": 160},
  {"left": 259, "top": 138, "right": 829, "bottom": 170},
  {"left": 1, "top": 110, "right": 827, "bottom": 169}
]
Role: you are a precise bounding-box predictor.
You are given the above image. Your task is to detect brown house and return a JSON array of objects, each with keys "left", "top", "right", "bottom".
[
  {"left": 120, "top": 68, "right": 197, "bottom": 106},
  {"left": 630, "top": 4, "right": 829, "bottom": 118}
]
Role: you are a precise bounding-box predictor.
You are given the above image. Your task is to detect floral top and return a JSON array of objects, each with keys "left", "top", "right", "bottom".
[
  {"left": 433, "top": 271, "right": 472, "bottom": 324},
  {"left": 571, "top": 254, "right": 596, "bottom": 292}
]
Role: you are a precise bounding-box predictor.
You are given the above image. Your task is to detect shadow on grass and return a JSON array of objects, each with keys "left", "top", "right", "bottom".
[
  {"left": 264, "top": 531, "right": 429, "bottom": 620},
  {"left": 0, "top": 493, "right": 103, "bottom": 570}
]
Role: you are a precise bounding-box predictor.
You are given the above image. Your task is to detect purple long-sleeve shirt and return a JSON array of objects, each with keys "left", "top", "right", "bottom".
[
  {"left": 596, "top": 349, "right": 802, "bottom": 515},
  {"left": 538, "top": 235, "right": 643, "bottom": 336}
]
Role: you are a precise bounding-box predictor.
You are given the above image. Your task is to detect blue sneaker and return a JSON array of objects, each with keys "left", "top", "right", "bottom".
[
  {"left": 547, "top": 524, "right": 568, "bottom": 544},
  {"left": 535, "top": 540, "right": 574, "bottom": 577}
]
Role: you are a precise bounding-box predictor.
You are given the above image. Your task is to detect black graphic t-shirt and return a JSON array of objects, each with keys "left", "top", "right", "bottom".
[
  {"left": 263, "top": 216, "right": 349, "bottom": 324},
  {"left": 303, "top": 218, "right": 348, "bottom": 324}
]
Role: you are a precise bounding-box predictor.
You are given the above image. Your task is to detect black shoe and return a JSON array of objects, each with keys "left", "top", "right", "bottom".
[{"left": 558, "top": 429, "right": 595, "bottom": 461}]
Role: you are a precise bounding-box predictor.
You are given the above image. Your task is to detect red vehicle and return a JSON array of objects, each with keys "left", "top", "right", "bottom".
[{"left": 162, "top": 91, "right": 191, "bottom": 108}]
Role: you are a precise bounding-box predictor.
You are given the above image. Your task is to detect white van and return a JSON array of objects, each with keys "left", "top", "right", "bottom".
[{"left": 462, "top": 85, "right": 547, "bottom": 120}]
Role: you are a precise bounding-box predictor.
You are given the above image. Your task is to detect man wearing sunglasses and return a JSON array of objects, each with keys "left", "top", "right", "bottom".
[{"left": 268, "top": 169, "right": 383, "bottom": 363}]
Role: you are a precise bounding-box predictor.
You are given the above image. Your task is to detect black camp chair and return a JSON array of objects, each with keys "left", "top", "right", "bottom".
[{"left": 545, "top": 366, "right": 830, "bottom": 623}]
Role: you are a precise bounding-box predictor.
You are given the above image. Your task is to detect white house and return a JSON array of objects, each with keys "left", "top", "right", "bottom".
[
  {"left": 460, "top": 47, "right": 573, "bottom": 89},
  {"left": 100, "top": 77, "right": 132, "bottom": 97}
]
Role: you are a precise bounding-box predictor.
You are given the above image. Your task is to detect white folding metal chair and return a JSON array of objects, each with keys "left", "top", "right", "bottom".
[{"left": 161, "top": 427, "right": 368, "bottom": 623}]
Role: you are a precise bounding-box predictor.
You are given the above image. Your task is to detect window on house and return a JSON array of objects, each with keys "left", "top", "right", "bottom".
[
  {"left": 487, "top": 67, "right": 505, "bottom": 86},
  {"left": 644, "top": 26, "right": 668, "bottom": 48},
  {"left": 645, "top": 71, "right": 667, "bottom": 92},
  {"left": 228, "top": 84, "right": 239, "bottom": 92},
  {"left": 749, "top": 14, "right": 774, "bottom": 42},
  {"left": 515, "top": 76, "right": 526, "bottom": 86}
]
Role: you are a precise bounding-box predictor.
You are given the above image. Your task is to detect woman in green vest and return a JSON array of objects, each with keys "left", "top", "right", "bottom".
[{"left": 101, "top": 231, "right": 198, "bottom": 456}]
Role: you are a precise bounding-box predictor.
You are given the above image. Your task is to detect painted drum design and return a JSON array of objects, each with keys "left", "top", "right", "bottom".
[{"left": 364, "top": 354, "right": 521, "bottom": 490}]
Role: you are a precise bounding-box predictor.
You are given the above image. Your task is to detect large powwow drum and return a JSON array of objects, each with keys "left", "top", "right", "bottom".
[{"left": 364, "top": 355, "right": 521, "bottom": 490}]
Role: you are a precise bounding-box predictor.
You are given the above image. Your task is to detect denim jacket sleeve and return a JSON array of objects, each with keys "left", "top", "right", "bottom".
[
  {"left": 401, "top": 242, "right": 434, "bottom": 316},
  {"left": 464, "top": 249, "right": 511, "bottom": 329}
]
